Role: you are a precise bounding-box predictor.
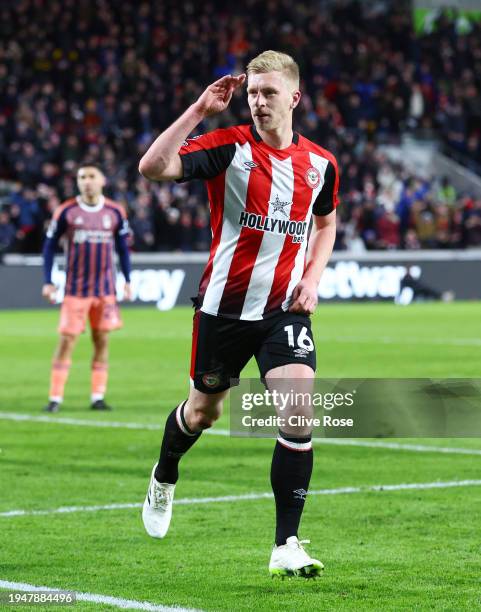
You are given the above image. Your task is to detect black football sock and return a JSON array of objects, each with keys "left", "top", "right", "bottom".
[
  {"left": 270, "top": 431, "right": 313, "bottom": 546},
  {"left": 154, "top": 401, "right": 201, "bottom": 485}
]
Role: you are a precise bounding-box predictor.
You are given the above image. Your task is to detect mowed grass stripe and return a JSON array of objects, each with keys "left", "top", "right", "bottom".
[
  {"left": 2, "top": 411, "right": 481, "bottom": 456},
  {"left": 2, "top": 479, "right": 481, "bottom": 518},
  {"left": 1, "top": 305, "right": 481, "bottom": 611}
]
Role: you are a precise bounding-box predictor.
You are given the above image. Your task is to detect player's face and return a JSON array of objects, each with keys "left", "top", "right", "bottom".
[
  {"left": 247, "top": 71, "right": 299, "bottom": 132},
  {"left": 77, "top": 167, "right": 106, "bottom": 200}
]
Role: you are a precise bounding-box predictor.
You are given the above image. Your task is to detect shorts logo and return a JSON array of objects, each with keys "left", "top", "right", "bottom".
[
  {"left": 304, "top": 167, "right": 321, "bottom": 189},
  {"left": 294, "top": 347, "right": 309, "bottom": 358},
  {"left": 202, "top": 373, "right": 220, "bottom": 388}
]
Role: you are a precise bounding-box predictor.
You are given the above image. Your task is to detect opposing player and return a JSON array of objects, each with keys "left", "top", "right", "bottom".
[
  {"left": 42, "top": 164, "right": 132, "bottom": 413},
  {"left": 139, "top": 51, "right": 339, "bottom": 577}
]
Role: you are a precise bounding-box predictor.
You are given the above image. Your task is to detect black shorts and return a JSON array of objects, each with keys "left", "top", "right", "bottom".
[{"left": 190, "top": 309, "right": 316, "bottom": 394}]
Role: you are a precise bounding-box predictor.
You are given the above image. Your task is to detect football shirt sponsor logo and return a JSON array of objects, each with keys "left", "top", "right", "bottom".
[
  {"left": 238, "top": 211, "right": 306, "bottom": 243},
  {"left": 73, "top": 229, "right": 112, "bottom": 244}
]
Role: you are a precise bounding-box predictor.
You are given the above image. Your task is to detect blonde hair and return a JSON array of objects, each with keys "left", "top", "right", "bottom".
[{"left": 246, "top": 50, "right": 299, "bottom": 89}]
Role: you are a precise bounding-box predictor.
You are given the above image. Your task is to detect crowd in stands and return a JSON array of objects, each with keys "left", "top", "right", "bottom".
[{"left": 1, "top": 0, "right": 481, "bottom": 255}]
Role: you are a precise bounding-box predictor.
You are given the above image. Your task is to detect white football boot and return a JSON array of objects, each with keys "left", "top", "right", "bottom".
[
  {"left": 269, "top": 536, "right": 324, "bottom": 578},
  {"left": 142, "top": 463, "right": 175, "bottom": 538}
]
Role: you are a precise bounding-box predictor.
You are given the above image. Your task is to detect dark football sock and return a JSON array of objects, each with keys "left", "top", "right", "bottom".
[
  {"left": 270, "top": 431, "right": 313, "bottom": 546},
  {"left": 154, "top": 401, "right": 201, "bottom": 484}
]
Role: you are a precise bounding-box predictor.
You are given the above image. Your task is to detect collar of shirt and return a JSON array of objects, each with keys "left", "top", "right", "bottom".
[
  {"left": 250, "top": 124, "right": 299, "bottom": 156},
  {"left": 76, "top": 194, "right": 105, "bottom": 212}
]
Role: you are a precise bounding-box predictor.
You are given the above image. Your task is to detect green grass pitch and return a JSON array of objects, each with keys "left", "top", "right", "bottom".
[{"left": 1, "top": 303, "right": 480, "bottom": 611}]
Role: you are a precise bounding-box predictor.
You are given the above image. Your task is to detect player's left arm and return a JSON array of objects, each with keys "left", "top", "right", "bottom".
[
  {"left": 289, "top": 158, "right": 339, "bottom": 315},
  {"left": 42, "top": 206, "right": 69, "bottom": 303},
  {"left": 114, "top": 209, "right": 132, "bottom": 300},
  {"left": 289, "top": 211, "right": 336, "bottom": 314}
]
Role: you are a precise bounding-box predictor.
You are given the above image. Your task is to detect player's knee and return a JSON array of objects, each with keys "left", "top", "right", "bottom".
[
  {"left": 192, "top": 413, "right": 216, "bottom": 430},
  {"left": 187, "top": 399, "right": 223, "bottom": 430},
  {"left": 92, "top": 329, "right": 108, "bottom": 344},
  {"left": 60, "top": 334, "right": 76, "bottom": 351}
]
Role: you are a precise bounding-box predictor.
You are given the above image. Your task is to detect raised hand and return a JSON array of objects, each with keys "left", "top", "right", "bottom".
[{"left": 193, "top": 74, "right": 246, "bottom": 118}]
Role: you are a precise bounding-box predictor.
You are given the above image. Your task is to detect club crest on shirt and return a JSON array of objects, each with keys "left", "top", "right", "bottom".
[
  {"left": 103, "top": 214, "right": 112, "bottom": 229},
  {"left": 304, "top": 166, "right": 321, "bottom": 189}
]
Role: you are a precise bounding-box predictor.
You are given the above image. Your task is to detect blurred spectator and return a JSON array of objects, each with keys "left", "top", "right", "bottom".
[
  {"left": 131, "top": 207, "right": 155, "bottom": 252},
  {"left": 0, "top": 210, "right": 16, "bottom": 255},
  {"left": 462, "top": 199, "right": 481, "bottom": 247},
  {"left": 411, "top": 200, "right": 437, "bottom": 249},
  {"left": 404, "top": 229, "right": 421, "bottom": 250},
  {"left": 377, "top": 208, "right": 401, "bottom": 249},
  {"left": 437, "top": 177, "right": 457, "bottom": 207}
]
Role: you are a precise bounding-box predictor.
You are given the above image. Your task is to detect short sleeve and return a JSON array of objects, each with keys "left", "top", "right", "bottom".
[
  {"left": 312, "top": 160, "right": 340, "bottom": 216},
  {"left": 176, "top": 129, "right": 237, "bottom": 182}
]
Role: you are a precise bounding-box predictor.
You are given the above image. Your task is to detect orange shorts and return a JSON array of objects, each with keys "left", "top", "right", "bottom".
[{"left": 59, "top": 295, "right": 123, "bottom": 336}]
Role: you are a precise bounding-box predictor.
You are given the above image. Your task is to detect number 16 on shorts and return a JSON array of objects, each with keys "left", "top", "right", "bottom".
[{"left": 284, "top": 324, "right": 314, "bottom": 359}]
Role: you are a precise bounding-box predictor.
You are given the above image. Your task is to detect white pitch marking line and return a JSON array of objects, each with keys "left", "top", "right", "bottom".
[
  {"left": 0, "top": 412, "right": 163, "bottom": 431},
  {"left": 2, "top": 479, "right": 481, "bottom": 519},
  {"left": 0, "top": 579, "right": 201, "bottom": 612},
  {"left": 1, "top": 411, "right": 481, "bottom": 456}
]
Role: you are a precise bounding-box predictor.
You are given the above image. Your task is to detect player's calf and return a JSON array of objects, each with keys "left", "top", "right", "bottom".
[{"left": 143, "top": 400, "right": 202, "bottom": 538}]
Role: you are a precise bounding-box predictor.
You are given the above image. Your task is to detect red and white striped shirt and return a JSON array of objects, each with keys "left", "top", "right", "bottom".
[{"left": 178, "top": 124, "right": 339, "bottom": 320}]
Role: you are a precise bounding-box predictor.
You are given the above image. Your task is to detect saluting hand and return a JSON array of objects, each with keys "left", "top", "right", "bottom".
[{"left": 193, "top": 74, "right": 246, "bottom": 118}]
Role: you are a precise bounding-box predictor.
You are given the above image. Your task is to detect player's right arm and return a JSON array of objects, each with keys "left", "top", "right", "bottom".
[
  {"left": 138, "top": 74, "right": 245, "bottom": 181},
  {"left": 42, "top": 205, "right": 69, "bottom": 302}
]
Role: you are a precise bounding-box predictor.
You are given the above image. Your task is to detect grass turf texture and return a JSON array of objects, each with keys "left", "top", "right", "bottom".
[{"left": 0, "top": 303, "right": 480, "bottom": 611}]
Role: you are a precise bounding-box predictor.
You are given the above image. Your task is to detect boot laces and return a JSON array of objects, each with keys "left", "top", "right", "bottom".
[{"left": 152, "top": 483, "right": 172, "bottom": 511}]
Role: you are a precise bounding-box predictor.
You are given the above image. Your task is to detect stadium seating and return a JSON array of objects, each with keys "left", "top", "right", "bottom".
[{"left": 0, "top": 0, "right": 480, "bottom": 254}]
